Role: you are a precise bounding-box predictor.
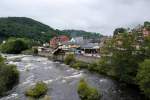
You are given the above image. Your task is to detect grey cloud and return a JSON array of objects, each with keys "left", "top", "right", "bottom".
[{"left": 0, "top": 0, "right": 150, "bottom": 35}]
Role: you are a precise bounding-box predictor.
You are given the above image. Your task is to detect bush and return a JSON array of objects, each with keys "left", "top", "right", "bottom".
[
  {"left": 64, "top": 54, "right": 76, "bottom": 65},
  {"left": 0, "top": 38, "right": 29, "bottom": 54},
  {"left": 32, "top": 48, "right": 38, "bottom": 55},
  {"left": 96, "top": 59, "right": 111, "bottom": 75},
  {"left": 21, "top": 48, "right": 38, "bottom": 55},
  {"left": 88, "top": 62, "right": 98, "bottom": 72},
  {"left": 77, "top": 79, "right": 101, "bottom": 100},
  {"left": 0, "top": 64, "right": 19, "bottom": 96},
  {"left": 0, "top": 55, "right": 4, "bottom": 63},
  {"left": 136, "top": 59, "right": 150, "bottom": 99},
  {"left": 22, "top": 49, "right": 33, "bottom": 55},
  {"left": 71, "top": 61, "right": 88, "bottom": 69},
  {"left": 25, "top": 82, "right": 48, "bottom": 98}
]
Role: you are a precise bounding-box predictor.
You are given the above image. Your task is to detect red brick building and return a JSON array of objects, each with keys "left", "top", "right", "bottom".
[{"left": 50, "top": 35, "right": 69, "bottom": 48}]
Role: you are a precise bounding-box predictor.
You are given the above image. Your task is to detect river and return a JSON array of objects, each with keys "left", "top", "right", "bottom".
[{"left": 0, "top": 54, "right": 144, "bottom": 100}]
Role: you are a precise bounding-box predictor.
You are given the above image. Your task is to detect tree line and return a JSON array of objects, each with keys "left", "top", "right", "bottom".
[
  {"left": 0, "top": 17, "right": 101, "bottom": 43},
  {"left": 97, "top": 22, "right": 150, "bottom": 99}
]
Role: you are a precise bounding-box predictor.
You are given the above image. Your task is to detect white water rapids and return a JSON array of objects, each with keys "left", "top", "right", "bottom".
[{"left": 0, "top": 54, "right": 143, "bottom": 100}]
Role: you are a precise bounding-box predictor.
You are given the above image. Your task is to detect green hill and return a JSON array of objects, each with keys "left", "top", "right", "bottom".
[
  {"left": 0, "top": 17, "right": 102, "bottom": 43},
  {"left": 0, "top": 17, "right": 58, "bottom": 42},
  {"left": 62, "top": 30, "right": 102, "bottom": 39}
]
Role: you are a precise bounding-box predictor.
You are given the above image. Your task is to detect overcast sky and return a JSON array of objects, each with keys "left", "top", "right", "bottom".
[{"left": 0, "top": 0, "right": 150, "bottom": 35}]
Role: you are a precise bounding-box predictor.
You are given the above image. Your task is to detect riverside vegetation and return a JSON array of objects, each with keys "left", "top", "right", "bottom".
[
  {"left": 0, "top": 55, "right": 19, "bottom": 96},
  {"left": 0, "top": 38, "right": 38, "bottom": 55},
  {"left": 0, "top": 38, "right": 29, "bottom": 54},
  {"left": 25, "top": 81, "right": 48, "bottom": 98},
  {"left": 0, "top": 17, "right": 101, "bottom": 43},
  {"left": 0, "top": 38, "right": 38, "bottom": 97},
  {"left": 64, "top": 22, "right": 150, "bottom": 99},
  {"left": 77, "top": 79, "right": 101, "bottom": 100},
  {"left": 0, "top": 19, "right": 150, "bottom": 99}
]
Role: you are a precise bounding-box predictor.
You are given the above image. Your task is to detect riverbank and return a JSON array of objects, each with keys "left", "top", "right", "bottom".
[
  {"left": 38, "top": 53, "right": 147, "bottom": 99},
  {"left": 38, "top": 52, "right": 99, "bottom": 63},
  {"left": 0, "top": 54, "right": 145, "bottom": 100}
]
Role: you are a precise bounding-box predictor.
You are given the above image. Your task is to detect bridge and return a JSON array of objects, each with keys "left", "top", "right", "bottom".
[{"left": 50, "top": 46, "right": 67, "bottom": 61}]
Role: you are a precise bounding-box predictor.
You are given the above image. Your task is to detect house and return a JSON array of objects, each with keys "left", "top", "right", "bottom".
[
  {"left": 80, "top": 43, "right": 100, "bottom": 57},
  {"left": 38, "top": 47, "right": 44, "bottom": 52},
  {"left": 58, "top": 42, "right": 81, "bottom": 54},
  {"left": 43, "top": 43, "right": 49, "bottom": 47},
  {"left": 143, "top": 27, "right": 150, "bottom": 37},
  {"left": 70, "top": 37, "right": 85, "bottom": 44},
  {"left": 50, "top": 35, "right": 69, "bottom": 48}
]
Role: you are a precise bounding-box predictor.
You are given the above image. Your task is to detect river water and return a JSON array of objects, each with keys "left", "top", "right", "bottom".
[{"left": 0, "top": 54, "right": 144, "bottom": 100}]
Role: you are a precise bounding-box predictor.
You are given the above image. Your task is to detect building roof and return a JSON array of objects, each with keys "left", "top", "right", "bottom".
[{"left": 80, "top": 43, "right": 99, "bottom": 49}]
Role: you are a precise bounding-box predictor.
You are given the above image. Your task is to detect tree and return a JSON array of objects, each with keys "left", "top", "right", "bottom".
[
  {"left": 0, "top": 63, "right": 19, "bottom": 96},
  {"left": 0, "top": 38, "right": 29, "bottom": 54},
  {"left": 136, "top": 59, "right": 150, "bottom": 99},
  {"left": 0, "top": 17, "right": 58, "bottom": 42},
  {"left": 144, "top": 21, "right": 150, "bottom": 27},
  {"left": 142, "top": 36, "right": 150, "bottom": 58},
  {"left": 100, "top": 32, "right": 144, "bottom": 83},
  {"left": 113, "top": 28, "right": 127, "bottom": 36},
  {"left": 96, "top": 58, "right": 110, "bottom": 75}
]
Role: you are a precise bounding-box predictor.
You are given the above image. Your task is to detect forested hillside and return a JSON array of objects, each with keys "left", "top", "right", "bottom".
[
  {"left": 0, "top": 17, "right": 102, "bottom": 43},
  {"left": 0, "top": 17, "right": 58, "bottom": 42},
  {"left": 62, "top": 30, "right": 102, "bottom": 39}
]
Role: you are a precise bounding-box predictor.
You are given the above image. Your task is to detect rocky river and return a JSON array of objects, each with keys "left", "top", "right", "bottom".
[{"left": 0, "top": 54, "right": 144, "bottom": 100}]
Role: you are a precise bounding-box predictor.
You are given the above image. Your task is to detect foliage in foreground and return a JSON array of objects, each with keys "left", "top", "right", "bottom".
[
  {"left": 0, "top": 55, "right": 19, "bottom": 96},
  {"left": 136, "top": 59, "right": 150, "bottom": 99},
  {"left": 97, "top": 22, "right": 150, "bottom": 98},
  {"left": 25, "top": 82, "right": 48, "bottom": 98},
  {"left": 77, "top": 79, "right": 101, "bottom": 100}
]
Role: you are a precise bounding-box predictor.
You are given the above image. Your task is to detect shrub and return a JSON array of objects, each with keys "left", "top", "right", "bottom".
[
  {"left": 32, "top": 48, "right": 38, "bottom": 55},
  {"left": 64, "top": 54, "right": 76, "bottom": 65},
  {"left": 136, "top": 59, "right": 150, "bottom": 99},
  {"left": 21, "top": 49, "right": 33, "bottom": 55},
  {"left": 0, "top": 64, "right": 19, "bottom": 96},
  {"left": 71, "top": 61, "right": 88, "bottom": 69},
  {"left": 77, "top": 79, "right": 101, "bottom": 100},
  {"left": 96, "top": 59, "right": 110, "bottom": 75},
  {"left": 0, "top": 55, "right": 4, "bottom": 63},
  {"left": 0, "top": 38, "right": 29, "bottom": 54},
  {"left": 21, "top": 48, "right": 38, "bottom": 55},
  {"left": 25, "top": 82, "right": 48, "bottom": 98},
  {"left": 88, "top": 62, "right": 98, "bottom": 72}
]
